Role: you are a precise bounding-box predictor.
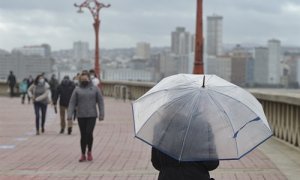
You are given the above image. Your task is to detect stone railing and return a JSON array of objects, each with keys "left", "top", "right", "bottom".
[
  {"left": 1, "top": 81, "right": 299, "bottom": 149},
  {"left": 101, "top": 80, "right": 155, "bottom": 100},
  {"left": 249, "top": 89, "right": 300, "bottom": 149},
  {"left": 0, "top": 82, "right": 9, "bottom": 96}
]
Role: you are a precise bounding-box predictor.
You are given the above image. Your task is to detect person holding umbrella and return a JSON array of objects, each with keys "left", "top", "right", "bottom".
[
  {"left": 67, "top": 71, "right": 104, "bottom": 162},
  {"left": 150, "top": 102, "right": 219, "bottom": 180},
  {"left": 152, "top": 148, "right": 219, "bottom": 180},
  {"left": 132, "top": 74, "right": 273, "bottom": 180}
]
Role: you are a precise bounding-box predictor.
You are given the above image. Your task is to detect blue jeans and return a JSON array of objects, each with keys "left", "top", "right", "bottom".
[{"left": 34, "top": 102, "right": 47, "bottom": 131}]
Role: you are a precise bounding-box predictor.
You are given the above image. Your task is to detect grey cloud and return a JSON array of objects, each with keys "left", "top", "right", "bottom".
[{"left": 0, "top": 0, "right": 299, "bottom": 50}]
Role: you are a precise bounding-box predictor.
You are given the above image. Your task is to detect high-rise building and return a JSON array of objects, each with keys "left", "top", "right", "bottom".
[
  {"left": 191, "top": 34, "right": 195, "bottom": 53},
  {"left": 159, "top": 51, "right": 178, "bottom": 78},
  {"left": 73, "top": 41, "right": 89, "bottom": 61},
  {"left": 254, "top": 47, "right": 269, "bottom": 85},
  {"left": 13, "top": 44, "right": 51, "bottom": 58},
  {"left": 135, "top": 42, "right": 151, "bottom": 60},
  {"left": 268, "top": 39, "right": 281, "bottom": 84},
  {"left": 171, "top": 27, "right": 191, "bottom": 55},
  {"left": 206, "top": 56, "right": 232, "bottom": 82},
  {"left": 231, "top": 45, "right": 252, "bottom": 86},
  {"left": 282, "top": 52, "right": 300, "bottom": 88},
  {"left": 0, "top": 51, "right": 53, "bottom": 81},
  {"left": 206, "top": 15, "right": 223, "bottom": 56}
]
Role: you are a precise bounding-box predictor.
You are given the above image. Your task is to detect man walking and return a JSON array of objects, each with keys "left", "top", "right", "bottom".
[
  {"left": 49, "top": 74, "right": 59, "bottom": 104},
  {"left": 53, "top": 76, "right": 76, "bottom": 134},
  {"left": 7, "top": 71, "right": 17, "bottom": 97}
]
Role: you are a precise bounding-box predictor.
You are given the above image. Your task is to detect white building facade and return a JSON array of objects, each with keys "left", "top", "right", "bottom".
[
  {"left": 13, "top": 44, "right": 51, "bottom": 58},
  {"left": 206, "top": 15, "right": 223, "bottom": 56},
  {"left": 268, "top": 39, "right": 281, "bottom": 84},
  {"left": 171, "top": 27, "right": 191, "bottom": 56},
  {"left": 73, "top": 41, "right": 90, "bottom": 61},
  {"left": 136, "top": 42, "right": 151, "bottom": 60},
  {"left": 206, "top": 56, "right": 232, "bottom": 82}
]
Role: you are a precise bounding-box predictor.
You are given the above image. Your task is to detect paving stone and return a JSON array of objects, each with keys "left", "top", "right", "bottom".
[{"left": 0, "top": 97, "right": 288, "bottom": 180}]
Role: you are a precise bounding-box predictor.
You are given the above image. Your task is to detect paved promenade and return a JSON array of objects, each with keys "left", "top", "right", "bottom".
[{"left": 0, "top": 97, "right": 298, "bottom": 179}]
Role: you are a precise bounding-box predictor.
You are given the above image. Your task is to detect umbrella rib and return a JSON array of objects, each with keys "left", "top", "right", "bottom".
[
  {"left": 208, "top": 88, "right": 265, "bottom": 123},
  {"left": 206, "top": 90, "right": 239, "bottom": 157},
  {"left": 135, "top": 89, "right": 196, "bottom": 136},
  {"left": 136, "top": 86, "right": 196, "bottom": 102},
  {"left": 155, "top": 93, "right": 197, "bottom": 151},
  {"left": 178, "top": 91, "right": 200, "bottom": 161},
  {"left": 204, "top": 75, "right": 214, "bottom": 85}
]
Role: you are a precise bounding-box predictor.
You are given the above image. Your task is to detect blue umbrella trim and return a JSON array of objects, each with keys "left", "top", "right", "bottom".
[{"left": 233, "top": 117, "right": 261, "bottom": 138}]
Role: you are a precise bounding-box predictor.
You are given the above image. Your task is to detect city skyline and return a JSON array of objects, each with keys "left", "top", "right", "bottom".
[{"left": 0, "top": 0, "right": 299, "bottom": 51}]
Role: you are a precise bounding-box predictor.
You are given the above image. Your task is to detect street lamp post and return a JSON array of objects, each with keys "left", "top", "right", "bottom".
[
  {"left": 193, "top": 0, "right": 204, "bottom": 74},
  {"left": 74, "top": 0, "right": 110, "bottom": 79}
]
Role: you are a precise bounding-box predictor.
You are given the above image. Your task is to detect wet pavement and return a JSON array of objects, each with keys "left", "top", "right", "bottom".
[{"left": 0, "top": 97, "right": 292, "bottom": 179}]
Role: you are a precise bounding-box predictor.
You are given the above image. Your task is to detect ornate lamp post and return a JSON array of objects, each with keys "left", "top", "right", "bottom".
[
  {"left": 193, "top": 0, "right": 204, "bottom": 74},
  {"left": 74, "top": 0, "right": 110, "bottom": 79}
]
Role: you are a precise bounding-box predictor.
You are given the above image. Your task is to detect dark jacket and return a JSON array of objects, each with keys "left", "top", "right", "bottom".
[
  {"left": 7, "top": 74, "right": 16, "bottom": 87},
  {"left": 53, "top": 79, "right": 75, "bottom": 107},
  {"left": 151, "top": 148, "right": 219, "bottom": 180}
]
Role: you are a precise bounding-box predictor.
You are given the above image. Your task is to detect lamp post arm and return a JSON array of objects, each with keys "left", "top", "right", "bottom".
[{"left": 74, "top": 0, "right": 110, "bottom": 21}]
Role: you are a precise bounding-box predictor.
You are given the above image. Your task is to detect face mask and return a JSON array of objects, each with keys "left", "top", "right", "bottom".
[
  {"left": 38, "top": 79, "right": 45, "bottom": 84},
  {"left": 90, "top": 75, "right": 95, "bottom": 79},
  {"left": 81, "top": 81, "right": 89, "bottom": 86}
]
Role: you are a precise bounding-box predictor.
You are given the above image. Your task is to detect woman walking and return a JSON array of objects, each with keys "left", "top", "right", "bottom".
[
  {"left": 28, "top": 74, "right": 50, "bottom": 135},
  {"left": 67, "top": 71, "right": 104, "bottom": 162}
]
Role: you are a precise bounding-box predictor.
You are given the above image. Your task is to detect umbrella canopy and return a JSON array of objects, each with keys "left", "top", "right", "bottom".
[{"left": 132, "top": 74, "right": 272, "bottom": 161}]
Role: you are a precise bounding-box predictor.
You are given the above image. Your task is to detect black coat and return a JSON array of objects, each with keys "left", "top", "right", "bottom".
[
  {"left": 7, "top": 74, "right": 16, "bottom": 87},
  {"left": 151, "top": 148, "right": 219, "bottom": 180},
  {"left": 53, "top": 80, "right": 75, "bottom": 107}
]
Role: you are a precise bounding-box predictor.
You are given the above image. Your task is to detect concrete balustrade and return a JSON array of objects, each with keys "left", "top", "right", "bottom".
[
  {"left": 249, "top": 89, "right": 300, "bottom": 149},
  {"left": 0, "top": 82, "right": 299, "bottom": 149},
  {"left": 0, "top": 82, "right": 10, "bottom": 96},
  {"left": 101, "top": 80, "right": 155, "bottom": 100}
]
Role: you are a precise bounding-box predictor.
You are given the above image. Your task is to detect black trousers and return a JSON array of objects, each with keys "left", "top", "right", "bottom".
[
  {"left": 34, "top": 102, "right": 47, "bottom": 131},
  {"left": 9, "top": 85, "right": 15, "bottom": 97},
  {"left": 78, "top": 117, "right": 96, "bottom": 154},
  {"left": 21, "top": 92, "right": 30, "bottom": 103}
]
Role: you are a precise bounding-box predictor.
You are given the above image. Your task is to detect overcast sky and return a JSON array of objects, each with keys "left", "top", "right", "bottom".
[{"left": 0, "top": 0, "right": 299, "bottom": 51}]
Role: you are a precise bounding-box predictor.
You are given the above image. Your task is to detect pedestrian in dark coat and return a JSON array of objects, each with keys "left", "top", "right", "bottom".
[
  {"left": 67, "top": 71, "right": 104, "bottom": 162},
  {"left": 151, "top": 105, "right": 219, "bottom": 180},
  {"left": 49, "top": 74, "right": 59, "bottom": 103},
  {"left": 7, "top": 71, "right": 17, "bottom": 97},
  {"left": 26, "top": 75, "right": 34, "bottom": 103},
  {"left": 152, "top": 148, "right": 219, "bottom": 180},
  {"left": 53, "top": 76, "right": 75, "bottom": 135}
]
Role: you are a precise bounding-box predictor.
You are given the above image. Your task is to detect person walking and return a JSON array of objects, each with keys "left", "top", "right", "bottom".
[
  {"left": 49, "top": 74, "right": 59, "bottom": 104},
  {"left": 152, "top": 148, "right": 219, "bottom": 180},
  {"left": 89, "top": 69, "right": 100, "bottom": 87},
  {"left": 28, "top": 74, "right": 50, "bottom": 135},
  {"left": 53, "top": 76, "right": 76, "bottom": 135},
  {"left": 67, "top": 71, "right": 104, "bottom": 162},
  {"left": 27, "top": 75, "right": 34, "bottom": 104},
  {"left": 151, "top": 107, "right": 219, "bottom": 180},
  {"left": 7, "top": 71, "right": 17, "bottom": 97},
  {"left": 19, "top": 78, "right": 28, "bottom": 104}
]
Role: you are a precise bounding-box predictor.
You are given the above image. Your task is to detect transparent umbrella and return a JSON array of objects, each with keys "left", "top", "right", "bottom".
[{"left": 132, "top": 74, "right": 272, "bottom": 161}]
